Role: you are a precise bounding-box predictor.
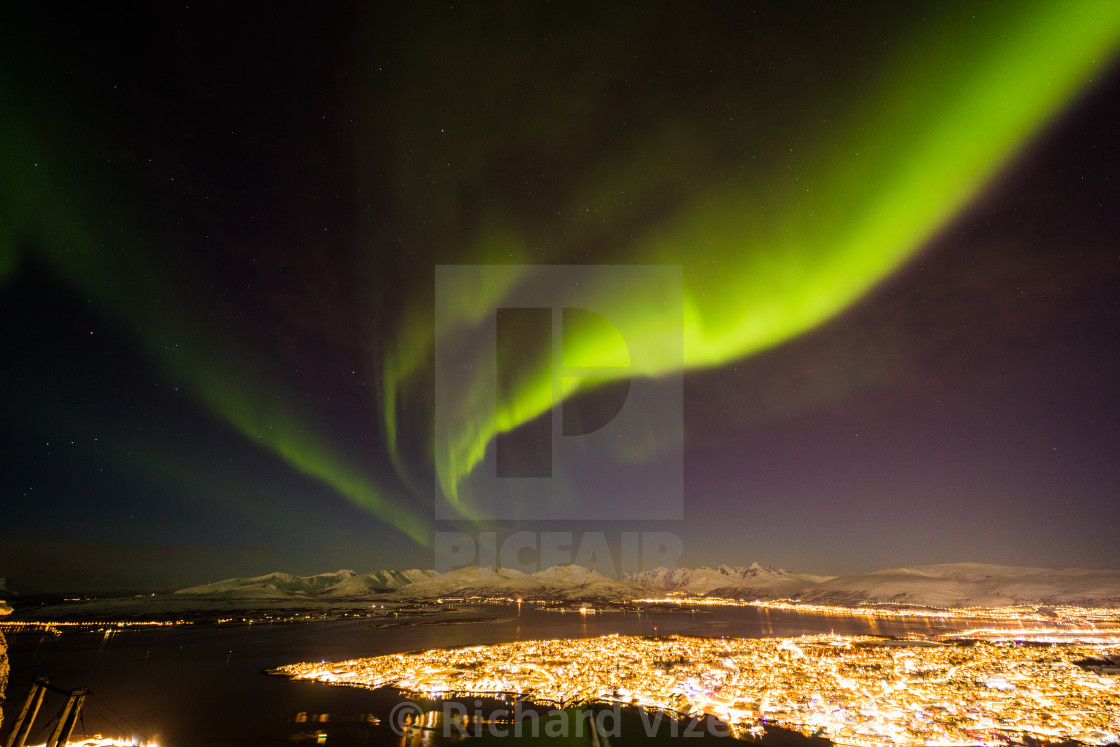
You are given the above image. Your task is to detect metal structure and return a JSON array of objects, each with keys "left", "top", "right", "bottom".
[{"left": 3, "top": 677, "right": 92, "bottom": 747}]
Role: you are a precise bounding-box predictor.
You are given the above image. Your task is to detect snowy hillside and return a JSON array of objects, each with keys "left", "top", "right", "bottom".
[
  {"left": 175, "top": 570, "right": 360, "bottom": 598},
  {"left": 395, "top": 565, "right": 648, "bottom": 602},
  {"left": 162, "top": 562, "right": 1120, "bottom": 607},
  {"left": 625, "top": 562, "right": 831, "bottom": 597},
  {"left": 320, "top": 569, "right": 438, "bottom": 596},
  {"left": 793, "top": 563, "right": 1120, "bottom": 608}
]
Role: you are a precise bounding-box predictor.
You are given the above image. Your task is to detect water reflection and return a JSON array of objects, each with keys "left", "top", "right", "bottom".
[{"left": 4, "top": 604, "right": 1038, "bottom": 746}]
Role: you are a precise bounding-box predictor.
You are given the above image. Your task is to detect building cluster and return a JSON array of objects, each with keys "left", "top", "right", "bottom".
[
  {"left": 0, "top": 620, "right": 186, "bottom": 633},
  {"left": 273, "top": 632, "right": 1120, "bottom": 745},
  {"left": 640, "top": 598, "right": 1120, "bottom": 628}
]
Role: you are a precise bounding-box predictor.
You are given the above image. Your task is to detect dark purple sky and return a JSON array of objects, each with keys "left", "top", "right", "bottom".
[{"left": 1, "top": 3, "right": 1118, "bottom": 591}]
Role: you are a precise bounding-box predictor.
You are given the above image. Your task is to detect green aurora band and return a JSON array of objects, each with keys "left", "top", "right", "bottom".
[
  {"left": 3, "top": 3, "right": 1120, "bottom": 541},
  {"left": 398, "top": 3, "right": 1120, "bottom": 517},
  {"left": 0, "top": 97, "right": 431, "bottom": 546}
]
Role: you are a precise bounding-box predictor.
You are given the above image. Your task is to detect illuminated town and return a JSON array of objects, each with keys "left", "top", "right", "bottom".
[
  {"left": 638, "top": 599, "right": 1120, "bottom": 628},
  {"left": 273, "top": 632, "right": 1120, "bottom": 745},
  {"left": 26, "top": 740, "right": 158, "bottom": 747}
]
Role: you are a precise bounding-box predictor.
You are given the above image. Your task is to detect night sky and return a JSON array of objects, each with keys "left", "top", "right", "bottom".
[{"left": 2, "top": 3, "right": 1119, "bottom": 592}]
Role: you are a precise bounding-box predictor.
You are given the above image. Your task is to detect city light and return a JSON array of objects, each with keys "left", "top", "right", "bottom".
[{"left": 273, "top": 632, "right": 1120, "bottom": 745}]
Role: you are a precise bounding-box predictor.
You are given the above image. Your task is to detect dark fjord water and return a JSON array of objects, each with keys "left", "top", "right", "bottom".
[{"left": 2, "top": 604, "right": 1014, "bottom": 746}]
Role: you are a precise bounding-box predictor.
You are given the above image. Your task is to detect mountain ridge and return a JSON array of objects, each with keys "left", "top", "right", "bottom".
[{"left": 171, "top": 562, "right": 1120, "bottom": 607}]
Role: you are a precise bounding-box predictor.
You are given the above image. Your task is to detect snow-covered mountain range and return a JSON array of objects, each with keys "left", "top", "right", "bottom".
[
  {"left": 791, "top": 563, "right": 1120, "bottom": 608},
  {"left": 173, "top": 562, "right": 1120, "bottom": 607},
  {"left": 175, "top": 565, "right": 648, "bottom": 602},
  {"left": 624, "top": 562, "right": 832, "bottom": 597},
  {"left": 176, "top": 569, "right": 439, "bottom": 598}
]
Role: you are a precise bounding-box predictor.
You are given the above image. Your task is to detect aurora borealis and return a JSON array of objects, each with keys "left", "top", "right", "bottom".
[{"left": 2, "top": 3, "right": 1119, "bottom": 590}]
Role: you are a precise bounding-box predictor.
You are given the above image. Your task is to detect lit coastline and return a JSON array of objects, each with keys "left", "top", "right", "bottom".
[{"left": 272, "top": 631, "right": 1120, "bottom": 745}]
